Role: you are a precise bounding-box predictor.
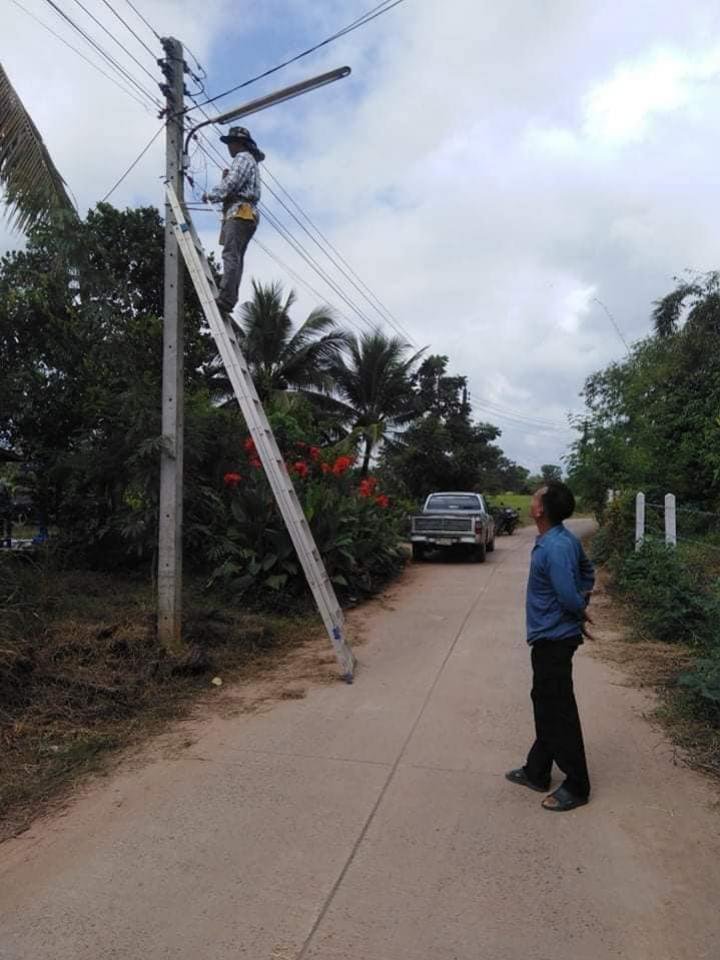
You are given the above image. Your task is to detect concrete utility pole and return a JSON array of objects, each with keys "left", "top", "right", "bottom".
[{"left": 158, "top": 37, "right": 185, "bottom": 653}]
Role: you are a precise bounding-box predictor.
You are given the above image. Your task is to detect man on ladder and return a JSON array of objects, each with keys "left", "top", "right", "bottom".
[{"left": 203, "top": 126, "right": 264, "bottom": 316}]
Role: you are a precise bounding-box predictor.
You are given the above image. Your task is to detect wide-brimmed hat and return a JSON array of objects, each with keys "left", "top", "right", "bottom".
[
  {"left": 219, "top": 125, "right": 252, "bottom": 144},
  {"left": 219, "top": 125, "right": 265, "bottom": 161}
]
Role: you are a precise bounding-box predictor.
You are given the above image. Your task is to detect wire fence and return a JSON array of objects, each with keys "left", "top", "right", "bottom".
[{"left": 643, "top": 499, "right": 720, "bottom": 554}]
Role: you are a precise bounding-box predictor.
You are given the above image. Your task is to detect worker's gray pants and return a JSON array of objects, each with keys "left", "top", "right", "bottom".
[{"left": 217, "top": 217, "right": 257, "bottom": 313}]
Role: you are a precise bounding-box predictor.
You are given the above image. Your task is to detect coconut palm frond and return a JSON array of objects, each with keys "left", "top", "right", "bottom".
[
  {"left": 0, "top": 63, "right": 75, "bottom": 232},
  {"left": 330, "top": 328, "right": 425, "bottom": 473},
  {"left": 232, "top": 280, "right": 357, "bottom": 402}
]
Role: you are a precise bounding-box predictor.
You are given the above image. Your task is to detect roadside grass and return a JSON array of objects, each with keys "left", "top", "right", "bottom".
[
  {"left": 654, "top": 687, "right": 720, "bottom": 779},
  {"left": 0, "top": 552, "right": 333, "bottom": 841},
  {"left": 584, "top": 535, "right": 720, "bottom": 782}
]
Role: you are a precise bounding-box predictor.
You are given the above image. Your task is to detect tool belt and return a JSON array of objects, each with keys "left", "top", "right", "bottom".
[{"left": 222, "top": 199, "right": 257, "bottom": 222}]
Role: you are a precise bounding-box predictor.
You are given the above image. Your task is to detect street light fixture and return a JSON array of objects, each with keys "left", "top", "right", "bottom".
[{"left": 184, "top": 65, "right": 351, "bottom": 157}]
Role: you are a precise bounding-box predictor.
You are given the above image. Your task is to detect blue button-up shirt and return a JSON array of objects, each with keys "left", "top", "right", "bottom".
[{"left": 526, "top": 523, "right": 595, "bottom": 644}]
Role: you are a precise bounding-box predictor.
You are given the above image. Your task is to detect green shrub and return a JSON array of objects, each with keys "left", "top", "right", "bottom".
[
  {"left": 590, "top": 494, "right": 636, "bottom": 564},
  {"left": 612, "top": 542, "right": 720, "bottom": 648},
  {"left": 679, "top": 654, "right": 720, "bottom": 708}
]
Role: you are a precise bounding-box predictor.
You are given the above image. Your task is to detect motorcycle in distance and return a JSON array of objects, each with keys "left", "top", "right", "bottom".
[{"left": 492, "top": 503, "right": 520, "bottom": 535}]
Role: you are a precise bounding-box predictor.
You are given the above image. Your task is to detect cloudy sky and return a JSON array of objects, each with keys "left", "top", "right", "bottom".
[{"left": 4, "top": 0, "right": 720, "bottom": 471}]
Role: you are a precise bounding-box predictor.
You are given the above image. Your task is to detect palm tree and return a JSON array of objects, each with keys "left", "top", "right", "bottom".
[
  {"left": 221, "top": 280, "right": 352, "bottom": 405},
  {"left": 331, "top": 329, "right": 425, "bottom": 475},
  {"left": 1, "top": 64, "right": 75, "bottom": 231}
]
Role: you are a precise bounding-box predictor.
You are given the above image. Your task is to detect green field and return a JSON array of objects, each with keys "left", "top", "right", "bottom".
[{"left": 486, "top": 492, "right": 533, "bottom": 525}]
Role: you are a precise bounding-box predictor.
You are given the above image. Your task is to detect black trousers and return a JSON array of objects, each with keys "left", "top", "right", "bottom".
[{"left": 524, "top": 638, "right": 590, "bottom": 799}]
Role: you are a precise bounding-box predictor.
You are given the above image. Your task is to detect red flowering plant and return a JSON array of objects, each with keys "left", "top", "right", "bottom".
[
  {"left": 358, "top": 476, "right": 378, "bottom": 498},
  {"left": 213, "top": 428, "right": 404, "bottom": 599},
  {"left": 331, "top": 455, "right": 353, "bottom": 476},
  {"left": 290, "top": 460, "right": 310, "bottom": 479}
]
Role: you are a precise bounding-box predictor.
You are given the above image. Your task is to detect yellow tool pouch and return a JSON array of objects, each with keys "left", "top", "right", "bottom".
[{"left": 231, "top": 202, "right": 257, "bottom": 222}]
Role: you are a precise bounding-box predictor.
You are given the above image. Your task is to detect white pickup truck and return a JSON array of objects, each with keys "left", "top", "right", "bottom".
[{"left": 410, "top": 491, "right": 496, "bottom": 563}]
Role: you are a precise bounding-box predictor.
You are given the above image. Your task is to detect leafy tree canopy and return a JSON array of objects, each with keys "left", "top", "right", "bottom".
[{"left": 568, "top": 271, "right": 720, "bottom": 516}]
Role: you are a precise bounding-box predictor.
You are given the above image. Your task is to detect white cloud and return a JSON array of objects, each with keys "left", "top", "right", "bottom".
[{"left": 583, "top": 45, "right": 720, "bottom": 145}]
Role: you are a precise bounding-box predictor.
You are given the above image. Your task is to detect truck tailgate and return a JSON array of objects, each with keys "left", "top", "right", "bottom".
[{"left": 412, "top": 516, "right": 474, "bottom": 533}]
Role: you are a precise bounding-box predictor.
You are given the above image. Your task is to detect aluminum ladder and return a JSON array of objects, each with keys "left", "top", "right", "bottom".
[{"left": 166, "top": 184, "right": 355, "bottom": 681}]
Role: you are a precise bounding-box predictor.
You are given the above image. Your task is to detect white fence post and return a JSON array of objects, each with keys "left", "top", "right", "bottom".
[
  {"left": 635, "top": 492, "right": 645, "bottom": 551},
  {"left": 665, "top": 493, "right": 677, "bottom": 547}
]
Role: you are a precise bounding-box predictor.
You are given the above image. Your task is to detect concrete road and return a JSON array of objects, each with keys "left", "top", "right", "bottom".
[{"left": 1, "top": 522, "right": 719, "bottom": 959}]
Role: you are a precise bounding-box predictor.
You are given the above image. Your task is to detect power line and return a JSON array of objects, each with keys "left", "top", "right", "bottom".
[
  {"left": 183, "top": 45, "right": 208, "bottom": 80},
  {"left": 468, "top": 392, "right": 572, "bottom": 428},
  {"left": 260, "top": 174, "right": 414, "bottom": 343},
  {"left": 259, "top": 203, "right": 378, "bottom": 334},
  {"left": 98, "top": 0, "right": 158, "bottom": 59},
  {"left": 474, "top": 406, "right": 574, "bottom": 433},
  {"left": 67, "top": 0, "right": 159, "bottom": 85},
  {"left": 39, "top": 0, "right": 161, "bottom": 107},
  {"left": 121, "top": 0, "right": 161, "bottom": 41},
  {"left": 469, "top": 396, "right": 573, "bottom": 430},
  {"left": 470, "top": 402, "right": 575, "bottom": 433},
  {"left": 185, "top": 0, "right": 407, "bottom": 114},
  {"left": 255, "top": 238, "right": 358, "bottom": 329},
  {"left": 10, "top": 0, "right": 151, "bottom": 110},
  {"left": 648, "top": 502, "right": 720, "bottom": 519},
  {"left": 101, "top": 125, "right": 164, "bottom": 202},
  {"left": 262, "top": 165, "right": 414, "bottom": 342}
]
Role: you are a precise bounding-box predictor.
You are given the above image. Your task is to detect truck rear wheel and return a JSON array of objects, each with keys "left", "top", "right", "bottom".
[
  {"left": 412, "top": 543, "right": 426, "bottom": 562},
  {"left": 473, "top": 541, "right": 486, "bottom": 563}
]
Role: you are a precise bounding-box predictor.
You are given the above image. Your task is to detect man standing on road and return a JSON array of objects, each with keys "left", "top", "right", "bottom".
[
  {"left": 506, "top": 481, "right": 595, "bottom": 812},
  {"left": 203, "top": 126, "right": 264, "bottom": 316}
]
